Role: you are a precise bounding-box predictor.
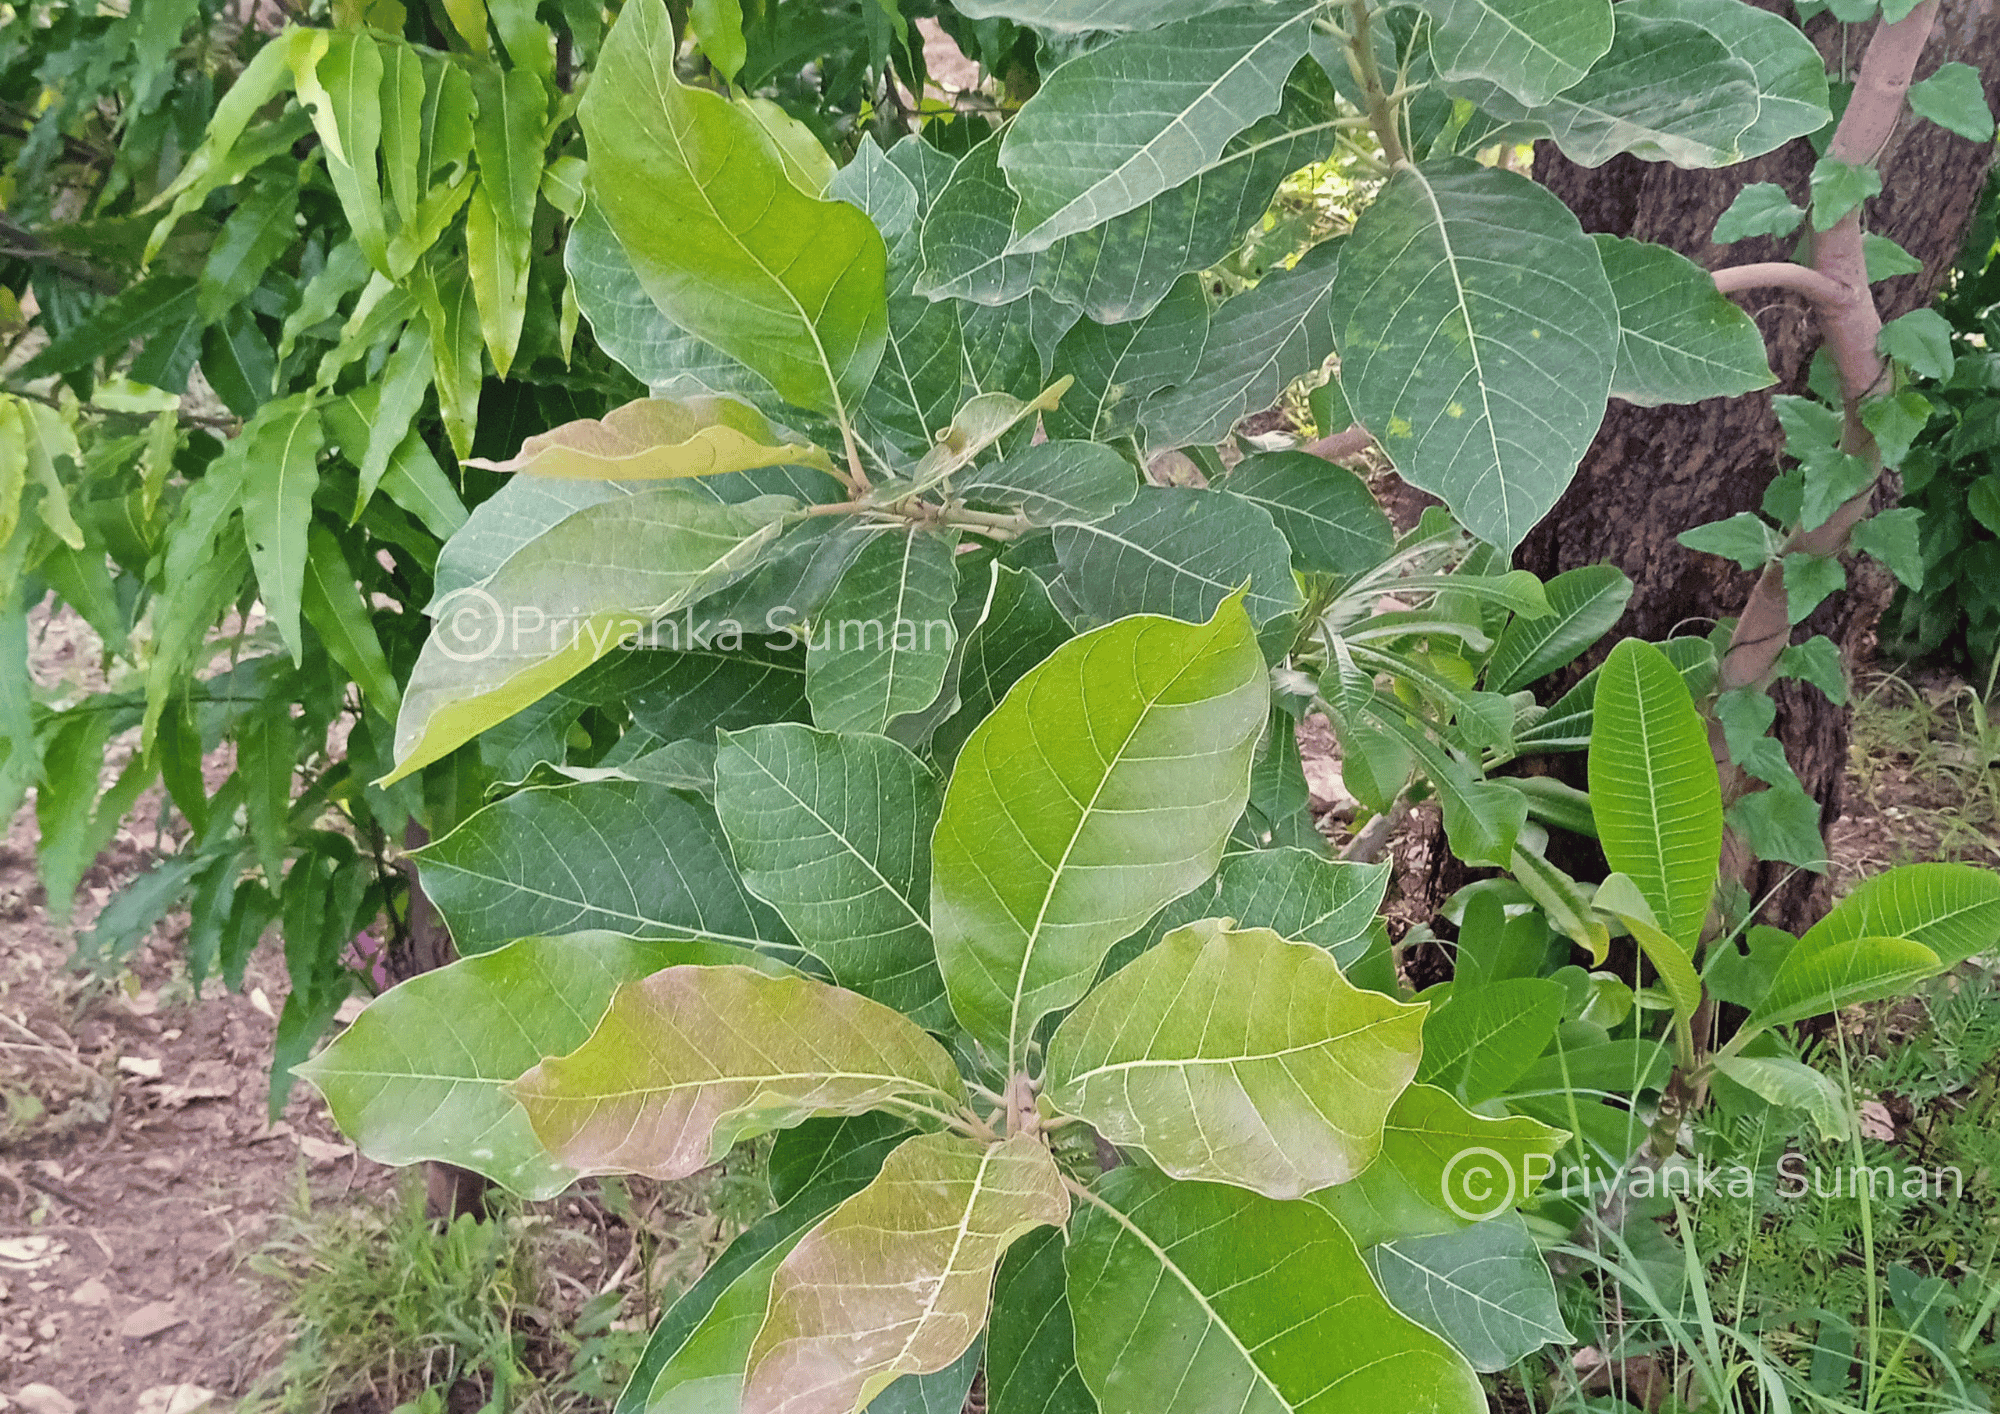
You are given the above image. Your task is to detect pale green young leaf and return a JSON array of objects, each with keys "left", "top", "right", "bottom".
[
  {"left": 378, "top": 40, "right": 427, "bottom": 226},
  {"left": 1742, "top": 933, "right": 1943, "bottom": 1034},
  {"left": 298, "top": 933, "right": 763, "bottom": 1198},
  {"left": 1594, "top": 235, "right": 1775, "bottom": 407},
  {"left": 1797, "top": 862, "right": 2000, "bottom": 968},
  {"left": 1907, "top": 61, "right": 1994, "bottom": 142},
  {"left": 292, "top": 31, "right": 389, "bottom": 272},
  {"left": 1368, "top": 1214, "right": 1572, "bottom": 1373},
  {"left": 1587, "top": 638, "right": 1722, "bottom": 951},
  {"left": 1066, "top": 1169, "right": 1484, "bottom": 1414},
  {"left": 1713, "top": 182, "right": 1803, "bottom": 243},
  {"left": 409, "top": 253, "right": 483, "bottom": 458},
  {"left": 1711, "top": 1054, "right": 1853, "bottom": 1142},
  {"left": 743, "top": 1133, "right": 1068, "bottom": 1414},
  {"left": 1413, "top": 0, "right": 1611, "bottom": 107},
  {"left": 460, "top": 394, "right": 833, "bottom": 480},
  {"left": 1877, "top": 308, "right": 1955, "bottom": 381},
  {"left": 578, "top": 0, "right": 887, "bottom": 415},
  {"left": 513, "top": 967, "right": 969, "bottom": 1179},
  {"left": 467, "top": 65, "right": 547, "bottom": 377},
  {"left": 932, "top": 598, "right": 1268, "bottom": 1066},
  {"left": 238, "top": 393, "right": 325, "bottom": 665},
  {"left": 806, "top": 529, "right": 959, "bottom": 735},
  {"left": 1782, "top": 551, "right": 1845, "bottom": 624},
  {"left": 1810, "top": 156, "right": 1882, "bottom": 232},
  {"left": 997, "top": 4, "right": 1317, "bottom": 253},
  {"left": 1486, "top": 564, "right": 1633, "bottom": 694},
  {"left": 1340, "top": 160, "right": 1617, "bottom": 552},
  {"left": 714, "top": 725, "right": 949, "bottom": 1025},
  {"left": 687, "top": 0, "right": 747, "bottom": 78},
  {"left": 1047, "top": 920, "right": 1426, "bottom": 1198},
  {"left": 415, "top": 778, "right": 795, "bottom": 954}
]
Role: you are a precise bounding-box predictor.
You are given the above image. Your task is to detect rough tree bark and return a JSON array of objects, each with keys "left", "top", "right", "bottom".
[{"left": 1512, "top": 0, "right": 2000, "bottom": 930}]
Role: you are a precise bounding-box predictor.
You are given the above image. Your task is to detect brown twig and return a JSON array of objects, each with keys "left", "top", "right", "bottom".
[{"left": 1306, "top": 422, "right": 1376, "bottom": 462}]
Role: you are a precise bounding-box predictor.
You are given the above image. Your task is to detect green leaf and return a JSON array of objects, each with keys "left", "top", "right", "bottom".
[
  {"left": 1859, "top": 391, "right": 1929, "bottom": 469},
  {"left": 1414, "top": 0, "right": 1612, "bottom": 107},
  {"left": 299, "top": 933, "right": 758, "bottom": 1198},
  {"left": 1048, "top": 919, "right": 1424, "bottom": 1197},
  {"left": 932, "top": 563, "right": 1074, "bottom": 769},
  {"left": 513, "top": 966, "right": 968, "bottom": 1179},
  {"left": 1623, "top": 0, "right": 1830, "bottom": 156},
  {"left": 1053, "top": 487, "right": 1305, "bottom": 653},
  {"left": 807, "top": 529, "right": 959, "bottom": 735},
  {"left": 1369, "top": 1214, "right": 1572, "bottom": 1373},
  {"left": 578, "top": 0, "right": 887, "bottom": 415},
  {"left": 917, "top": 70, "right": 1342, "bottom": 324},
  {"left": 1066, "top": 1169, "right": 1484, "bottom": 1414},
  {"left": 959, "top": 441, "right": 1141, "bottom": 527},
  {"left": 996, "top": 5, "right": 1317, "bottom": 253},
  {"left": 1222, "top": 451, "right": 1395, "bottom": 578},
  {"left": 1777, "top": 635, "right": 1848, "bottom": 705},
  {"left": 947, "top": 0, "right": 1222, "bottom": 29},
  {"left": 714, "top": 725, "right": 949, "bottom": 1025},
  {"left": 1877, "top": 308, "right": 1955, "bottom": 381},
  {"left": 1309, "top": 1083, "right": 1566, "bottom": 1245},
  {"left": 1852, "top": 508, "right": 1924, "bottom": 591},
  {"left": 198, "top": 174, "right": 299, "bottom": 321},
  {"left": 300, "top": 524, "right": 399, "bottom": 715},
  {"left": 932, "top": 597, "right": 1268, "bottom": 1066},
  {"left": 386, "top": 488, "right": 789, "bottom": 783},
  {"left": 743, "top": 1132, "right": 1068, "bottom": 1414},
  {"left": 1587, "top": 639, "right": 1723, "bottom": 951},
  {"left": 1141, "top": 238, "right": 1344, "bottom": 449},
  {"left": 642, "top": 1224, "right": 808, "bottom": 1414},
  {"left": 1809, "top": 156, "right": 1882, "bottom": 232},
  {"left": 987, "top": 1227, "right": 1094, "bottom": 1414},
  {"left": 1486, "top": 564, "right": 1632, "bottom": 694},
  {"left": 1782, "top": 551, "right": 1845, "bottom": 624},
  {"left": 1729, "top": 777, "right": 1828, "bottom": 871},
  {"left": 1742, "top": 934, "right": 1942, "bottom": 1034},
  {"left": 1908, "top": 61, "right": 1994, "bottom": 141},
  {"left": 145, "top": 29, "right": 308, "bottom": 255},
  {"left": 1678, "top": 511, "right": 1780, "bottom": 570},
  {"left": 1593, "top": 872, "right": 1702, "bottom": 1052},
  {"left": 237, "top": 395, "right": 325, "bottom": 666},
  {"left": 1711, "top": 1054, "right": 1853, "bottom": 1142},
  {"left": 410, "top": 252, "right": 484, "bottom": 459},
  {"left": 1595, "top": 235, "right": 1775, "bottom": 406},
  {"left": 1797, "top": 862, "right": 2000, "bottom": 968},
  {"left": 1417, "top": 977, "right": 1566, "bottom": 1104},
  {"left": 1713, "top": 182, "right": 1804, "bottom": 243},
  {"left": 1862, "top": 234, "right": 1923, "bottom": 281},
  {"left": 467, "top": 65, "right": 548, "bottom": 377},
  {"left": 378, "top": 41, "right": 427, "bottom": 228},
  {"left": 293, "top": 31, "right": 388, "bottom": 272},
  {"left": 415, "top": 778, "right": 795, "bottom": 954},
  {"left": 1045, "top": 276, "right": 1210, "bottom": 444},
  {"left": 687, "top": 0, "right": 746, "bottom": 78},
  {"left": 1340, "top": 159, "right": 1618, "bottom": 552}
]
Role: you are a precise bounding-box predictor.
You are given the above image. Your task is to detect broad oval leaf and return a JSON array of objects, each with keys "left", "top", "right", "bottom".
[
  {"left": 986, "top": 1226, "right": 1095, "bottom": 1414},
  {"left": 932, "top": 596, "right": 1268, "bottom": 1066},
  {"left": 1587, "top": 638, "right": 1723, "bottom": 952},
  {"left": 1742, "top": 933, "right": 1944, "bottom": 1036},
  {"left": 1339, "top": 160, "right": 1618, "bottom": 552},
  {"left": 461, "top": 394, "right": 834, "bottom": 480},
  {"left": 1414, "top": 0, "right": 1613, "bottom": 107},
  {"left": 1485, "top": 563, "right": 1632, "bottom": 695},
  {"left": 1047, "top": 919, "right": 1426, "bottom": 1198},
  {"left": 950, "top": 0, "right": 1239, "bottom": 30},
  {"left": 1622, "top": 0, "right": 1830, "bottom": 157},
  {"left": 742, "top": 1132, "right": 1069, "bottom": 1414},
  {"left": 931, "top": 562, "right": 1075, "bottom": 769},
  {"left": 298, "top": 933, "right": 769, "bottom": 1198},
  {"left": 1065, "top": 1168, "right": 1484, "bottom": 1414},
  {"left": 512, "top": 965, "right": 968, "bottom": 1179},
  {"left": 579, "top": 0, "right": 887, "bottom": 414},
  {"left": 1222, "top": 450, "right": 1395, "bottom": 577},
  {"left": 959, "top": 440, "right": 1141, "bottom": 527},
  {"left": 1309, "top": 1082, "right": 1569, "bottom": 1247},
  {"left": 998, "top": 4, "right": 1317, "bottom": 252},
  {"left": 388, "top": 487, "right": 792, "bottom": 782},
  {"left": 414, "top": 779, "right": 795, "bottom": 955},
  {"left": 714, "top": 724, "right": 949, "bottom": 1025},
  {"left": 1416, "top": 977, "right": 1566, "bottom": 1105},
  {"left": 1596, "top": 233, "right": 1777, "bottom": 406},
  {"left": 806, "top": 528, "right": 960, "bottom": 735},
  {"left": 1368, "top": 1213, "right": 1572, "bottom": 1373},
  {"left": 1796, "top": 862, "right": 2000, "bottom": 969}
]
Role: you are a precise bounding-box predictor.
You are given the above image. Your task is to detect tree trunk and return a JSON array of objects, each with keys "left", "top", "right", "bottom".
[{"left": 1509, "top": 1, "right": 2000, "bottom": 931}]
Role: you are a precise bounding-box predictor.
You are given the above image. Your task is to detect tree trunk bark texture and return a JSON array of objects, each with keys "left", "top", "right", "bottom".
[{"left": 1509, "top": 1, "right": 2000, "bottom": 930}]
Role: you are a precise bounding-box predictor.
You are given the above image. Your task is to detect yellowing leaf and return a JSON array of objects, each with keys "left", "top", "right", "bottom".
[{"left": 461, "top": 394, "right": 835, "bottom": 479}]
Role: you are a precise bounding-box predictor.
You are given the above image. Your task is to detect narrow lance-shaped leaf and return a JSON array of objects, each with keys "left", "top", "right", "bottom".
[
  {"left": 1588, "top": 638, "right": 1723, "bottom": 953},
  {"left": 292, "top": 31, "right": 389, "bottom": 272},
  {"left": 1047, "top": 920, "right": 1427, "bottom": 1198},
  {"left": 1065, "top": 1169, "right": 1484, "bottom": 1414},
  {"left": 386, "top": 487, "right": 790, "bottom": 783},
  {"left": 1338, "top": 159, "right": 1618, "bottom": 553},
  {"left": 1741, "top": 933, "right": 1944, "bottom": 1036},
  {"left": 1794, "top": 862, "right": 2000, "bottom": 969},
  {"left": 715, "top": 725, "right": 950, "bottom": 1026},
  {"left": 932, "top": 597, "right": 1269, "bottom": 1067},
  {"left": 578, "top": 0, "right": 887, "bottom": 415},
  {"left": 298, "top": 933, "right": 772, "bottom": 1198},
  {"left": 513, "top": 966, "right": 968, "bottom": 1179},
  {"left": 743, "top": 1132, "right": 1069, "bottom": 1414},
  {"left": 239, "top": 394, "right": 324, "bottom": 665},
  {"left": 467, "top": 64, "right": 548, "bottom": 377}
]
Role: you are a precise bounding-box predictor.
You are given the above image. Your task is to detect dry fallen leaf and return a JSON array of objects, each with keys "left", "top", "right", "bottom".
[
  {"left": 295, "top": 1135, "right": 355, "bottom": 1164},
  {"left": 135, "top": 1384, "right": 216, "bottom": 1414},
  {"left": 1860, "top": 1100, "right": 1895, "bottom": 1141},
  {"left": 68, "top": 1278, "right": 110, "bottom": 1307},
  {"left": 120, "top": 1300, "right": 186, "bottom": 1340},
  {"left": 248, "top": 987, "right": 276, "bottom": 1020},
  {"left": 117, "top": 1055, "right": 164, "bottom": 1080}
]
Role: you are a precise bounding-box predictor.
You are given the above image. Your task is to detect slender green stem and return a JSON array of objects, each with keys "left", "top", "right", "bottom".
[{"left": 1344, "top": 0, "right": 1406, "bottom": 166}]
